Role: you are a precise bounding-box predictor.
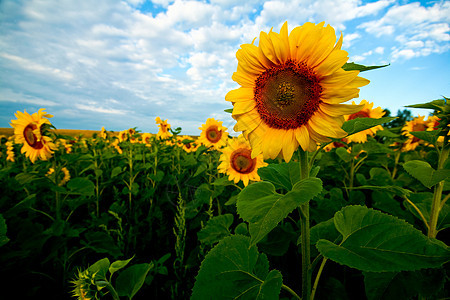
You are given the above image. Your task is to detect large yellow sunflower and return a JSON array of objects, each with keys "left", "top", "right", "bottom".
[
  {"left": 345, "top": 100, "right": 385, "bottom": 143},
  {"left": 218, "top": 135, "right": 267, "bottom": 186},
  {"left": 155, "top": 117, "right": 172, "bottom": 139},
  {"left": 226, "top": 22, "right": 369, "bottom": 162},
  {"left": 10, "top": 109, "right": 56, "bottom": 163},
  {"left": 401, "top": 115, "right": 427, "bottom": 151},
  {"left": 198, "top": 118, "right": 229, "bottom": 150}
]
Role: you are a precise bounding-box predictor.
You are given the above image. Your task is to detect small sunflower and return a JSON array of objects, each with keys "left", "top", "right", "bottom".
[
  {"left": 118, "top": 130, "right": 128, "bottom": 142},
  {"left": 218, "top": 135, "right": 267, "bottom": 186},
  {"left": 6, "top": 140, "right": 15, "bottom": 162},
  {"left": 402, "top": 115, "right": 427, "bottom": 151},
  {"left": 198, "top": 118, "right": 229, "bottom": 150},
  {"left": 155, "top": 117, "right": 172, "bottom": 139},
  {"left": 345, "top": 100, "right": 385, "bottom": 143},
  {"left": 10, "top": 109, "right": 56, "bottom": 163},
  {"left": 100, "top": 127, "right": 107, "bottom": 139},
  {"left": 70, "top": 268, "right": 100, "bottom": 300},
  {"left": 178, "top": 136, "right": 199, "bottom": 153},
  {"left": 226, "top": 21, "right": 369, "bottom": 162},
  {"left": 141, "top": 132, "right": 153, "bottom": 145}
]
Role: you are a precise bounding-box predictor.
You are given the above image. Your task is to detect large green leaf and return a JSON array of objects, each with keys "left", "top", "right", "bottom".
[
  {"left": 197, "top": 214, "right": 233, "bottom": 245},
  {"left": 237, "top": 178, "right": 322, "bottom": 246},
  {"left": 403, "top": 160, "right": 450, "bottom": 189},
  {"left": 409, "top": 130, "right": 442, "bottom": 144},
  {"left": 257, "top": 161, "right": 301, "bottom": 191},
  {"left": 191, "top": 235, "right": 283, "bottom": 300},
  {"left": 116, "top": 263, "right": 153, "bottom": 299},
  {"left": 342, "top": 62, "right": 389, "bottom": 72},
  {"left": 405, "top": 99, "right": 446, "bottom": 110},
  {"left": 316, "top": 205, "right": 450, "bottom": 272},
  {"left": 342, "top": 117, "right": 397, "bottom": 136},
  {"left": 88, "top": 257, "right": 110, "bottom": 280},
  {"left": 67, "top": 177, "right": 95, "bottom": 196}
]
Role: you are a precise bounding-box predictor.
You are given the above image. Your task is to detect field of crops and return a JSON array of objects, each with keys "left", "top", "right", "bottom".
[{"left": 1, "top": 22, "right": 449, "bottom": 300}]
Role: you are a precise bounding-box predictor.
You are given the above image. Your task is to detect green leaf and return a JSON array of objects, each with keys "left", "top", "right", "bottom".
[
  {"left": 116, "top": 263, "right": 153, "bottom": 299},
  {"left": 211, "top": 176, "right": 235, "bottom": 187},
  {"left": 88, "top": 258, "right": 110, "bottom": 280},
  {"left": 342, "top": 62, "right": 389, "bottom": 72},
  {"left": 335, "top": 147, "right": 352, "bottom": 163},
  {"left": 342, "top": 117, "right": 397, "bottom": 136},
  {"left": 405, "top": 99, "right": 446, "bottom": 110},
  {"left": 0, "top": 214, "right": 9, "bottom": 247},
  {"left": 67, "top": 177, "right": 95, "bottom": 196},
  {"left": 237, "top": 178, "right": 322, "bottom": 246},
  {"left": 111, "top": 166, "right": 123, "bottom": 178},
  {"left": 197, "top": 214, "right": 234, "bottom": 245},
  {"left": 376, "top": 128, "right": 400, "bottom": 138},
  {"left": 403, "top": 160, "right": 450, "bottom": 188},
  {"left": 109, "top": 256, "right": 134, "bottom": 277},
  {"left": 192, "top": 235, "right": 283, "bottom": 300},
  {"left": 257, "top": 161, "right": 301, "bottom": 191},
  {"left": 224, "top": 108, "right": 233, "bottom": 113},
  {"left": 409, "top": 130, "right": 442, "bottom": 144},
  {"left": 316, "top": 205, "right": 450, "bottom": 272}
]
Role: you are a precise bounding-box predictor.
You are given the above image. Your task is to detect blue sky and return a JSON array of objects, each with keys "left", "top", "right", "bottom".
[{"left": 1, "top": 0, "right": 449, "bottom": 135}]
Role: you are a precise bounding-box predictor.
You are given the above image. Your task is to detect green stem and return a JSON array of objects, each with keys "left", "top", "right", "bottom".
[
  {"left": 428, "top": 145, "right": 449, "bottom": 238},
  {"left": 281, "top": 283, "right": 301, "bottom": 300},
  {"left": 298, "top": 148, "right": 311, "bottom": 300},
  {"left": 311, "top": 258, "right": 327, "bottom": 300}
]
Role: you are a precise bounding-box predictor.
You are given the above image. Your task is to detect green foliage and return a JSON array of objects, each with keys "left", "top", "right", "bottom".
[
  {"left": 237, "top": 178, "right": 323, "bottom": 246},
  {"left": 116, "top": 263, "right": 153, "bottom": 299},
  {"left": 403, "top": 160, "right": 450, "bottom": 188},
  {"left": 0, "top": 214, "right": 9, "bottom": 247},
  {"left": 316, "top": 205, "right": 450, "bottom": 272},
  {"left": 342, "top": 116, "right": 397, "bottom": 136},
  {"left": 342, "top": 62, "right": 389, "bottom": 72},
  {"left": 197, "top": 214, "right": 233, "bottom": 245},
  {"left": 192, "top": 235, "right": 283, "bottom": 300}
]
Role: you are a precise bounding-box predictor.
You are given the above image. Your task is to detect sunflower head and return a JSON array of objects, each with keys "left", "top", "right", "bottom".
[
  {"left": 141, "top": 132, "right": 153, "bottom": 145},
  {"left": 198, "top": 118, "right": 229, "bottom": 150},
  {"left": 226, "top": 21, "right": 369, "bottom": 162},
  {"left": 402, "top": 115, "right": 427, "bottom": 151},
  {"left": 70, "top": 268, "right": 100, "bottom": 300},
  {"left": 10, "top": 109, "right": 57, "bottom": 163},
  {"left": 155, "top": 117, "right": 172, "bottom": 139},
  {"left": 100, "top": 127, "right": 107, "bottom": 139},
  {"left": 178, "top": 136, "right": 199, "bottom": 153},
  {"left": 218, "top": 135, "right": 267, "bottom": 186},
  {"left": 118, "top": 130, "right": 128, "bottom": 142},
  {"left": 345, "top": 100, "right": 385, "bottom": 143}
]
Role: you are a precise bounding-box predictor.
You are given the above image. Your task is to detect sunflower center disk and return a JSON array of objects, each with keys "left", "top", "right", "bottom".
[
  {"left": 348, "top": 110, "right": 370, "bottom": 120},
  {"left": 231, "top": 148, "right": 256, "bottom": 174},
  {"left": 23, "top": 124, "right": 44, "bottom": 149},
  {"left": 206, "top": 126, "right": 222, "bottom": 143},
  {"left": 254, "top": 60, "right": 322, "bottom": 130},
  {"left": 412, "top": 124, "right": 426, "bottom": 132}
]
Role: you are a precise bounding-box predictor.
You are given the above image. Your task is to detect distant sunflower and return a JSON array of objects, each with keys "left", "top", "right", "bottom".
[
  {"left": 226, "top": 21, "right": 369, "bottom": 162},
  {"left": 345, "top": 100, "right": 385, "bottom": 143},
  {"left": 118, "top": 130, "right": 128, "bottom": 142},
  {"left": 100, "top": 126, "right": 107, "bottom": 139},
  {"left": 10, "top": 109, "right": 56, "bottom": 163},
  {"left": 198, "top": 118, "right": 228, "bottom": 150},
  {"left": 6, "top": 140, "right": 15, "bottom": 162},
  {"left": 402, "top": 115, "right": 427, "bottom": 151},
  {"left": 155, "top": 117, "right": 172, "bottom": 139},
  {"left": 218, "top": 135, "right": 267, "bottom": 186},
  {"left": 178, "top": 136, "right": 199, "bottom": 153},
  {"left": 141, "top": 133, "right": 153, "bottom": 145}
]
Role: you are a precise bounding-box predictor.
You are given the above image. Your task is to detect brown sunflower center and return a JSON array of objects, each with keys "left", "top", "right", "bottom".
[
  {"left": 412, "top": 123, "right": 426, "bottom": 132},
  {"left": 23, "top": 124, "right": 44, "bottom": 149},
  {"left": 230, "top": 148, "right": 256, "bottom": 174},
  {"left": 348, "top": 110, "right": 370, "bottom": 120},
  {"left": 254, "top": 59, "right": 322, "bottom": 129},
  {"left": 206, "top": 126, "right": 222, "bottom": 143}
]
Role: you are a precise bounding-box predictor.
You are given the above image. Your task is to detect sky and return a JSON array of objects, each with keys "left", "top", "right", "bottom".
[{"left": 0, "top": 0, "right": 449, "bottom": 135}]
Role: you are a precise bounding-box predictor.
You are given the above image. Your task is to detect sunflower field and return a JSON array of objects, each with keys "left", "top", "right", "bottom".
[{"left": 1, "top": 22, "right": 449, "bottom": 300}]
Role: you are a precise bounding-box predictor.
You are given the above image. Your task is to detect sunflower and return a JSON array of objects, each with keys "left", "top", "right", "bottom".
[
  {"left": 345, "top": 100, "right": 385, "bottom": 143},
  {"left": 178, "top": 136, "right": 199, "bottom": 153},
  {"left": 218, "top": 135, "right": 267, "bottom": 186},
  {"left": 10, "top": 109, "right": 56, "bottom": 163},
  {"left": 401, "top": 115, "right": 427, "bottom": 151},
  {"left": 6, "top": 140, "right": 15, "bottom": 162},
  {"left": 226, "top": 22, "right": 369, "bottom": 162},
  {"left": 141, "top": 132, "right": 153, "bottom": 145},
  {"left": 198, "top": 118, "right": 229, "bottom": 150},
  {"left": 100, "top": 126, "right": 107, "bottom": 139},
  {"left": 118, "top": 130, "right": 128, "bottom": 142},
  {"left": 155, "top": 117, "right": 172, "bottom": 139}
]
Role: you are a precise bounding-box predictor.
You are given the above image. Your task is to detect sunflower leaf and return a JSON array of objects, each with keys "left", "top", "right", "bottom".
[
  {"left": 342, "top": 62, "right": 390, "bottom": 72},
  {"left": 224, "top": 108, "right": 233, "bottom": 114},
  {"left": 403, "top": 160, "right": 450, "bottom": 189},
  {"left": 342, "top": 117, "right": 397, "bottom": 136},
  {"left": 237, "top": 178, "right": 322, "bottom": 246},
  {"left": 316, "top": 205, "right": 450, "bottom": 272},
  {"left": 191, "top": 235, "right": 283, "bottom": 300},
  {"left": 257, "top": 161, "right": 301, "bottom": 191},
  {"left": 405, "top": 99, "right": 447, "bottom": 110},
  {"left": 197, "top": 214, "right": 234, "bottom": 245},
  {"left": 409, "top": 130, "right": 442, "bottom": 144}
]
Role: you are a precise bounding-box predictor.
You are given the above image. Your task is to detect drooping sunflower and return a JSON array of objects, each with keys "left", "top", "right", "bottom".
[
  {"left": 218, "top": 135, "right": 267, "bottom": 186},
  {"left": 226, "top": 22, "right": 369, "bottom": 162},
  {"left": 401, "top": 115, "right": 427, "bottom": 151},
  {"left": 10, "top": 109, "right": 56, "bottom": 163},
  {"left": 155, "top": 117, "right": 172, "bottom": 139},
  {"left": 345, "top": 100, "right": 385, "bottom": 143},
  {"left": 198, "top": 118, "right": 229, "bottom": 150}
]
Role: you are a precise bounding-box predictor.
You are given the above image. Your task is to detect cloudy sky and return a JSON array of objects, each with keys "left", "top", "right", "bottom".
[{"left": 1, "top": 0, "right": 449, "bottom": 135}]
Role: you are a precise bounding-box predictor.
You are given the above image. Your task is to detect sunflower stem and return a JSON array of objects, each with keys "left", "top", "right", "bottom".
[
  {"left": 298, "top": 148, "right": 311, "bottom": 300},
  {"left": 428, "top": 142, "right": 449, "bottom": 238}
]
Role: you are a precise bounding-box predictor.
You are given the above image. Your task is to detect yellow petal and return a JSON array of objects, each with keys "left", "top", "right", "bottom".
[
  {"left": 295, "top": 125, "right": 310, "bottom": 151},
  {"left": 281, "top": 130, "right": 298, "bottom": 162},
  {"left": 314, "top": 49, "right": 349, "bottom": 77},
  {"left": 232, "top": 100, "right": 256, "bottom": 116},
  {"left": 319, "top": 103, "right": 365, "bottom": 117},
  {"left": 225, "top": 87, "right": 254, "bottom": 103},
  {"left": 259, "top": 30, "right": 280, "bottom": 65}
]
